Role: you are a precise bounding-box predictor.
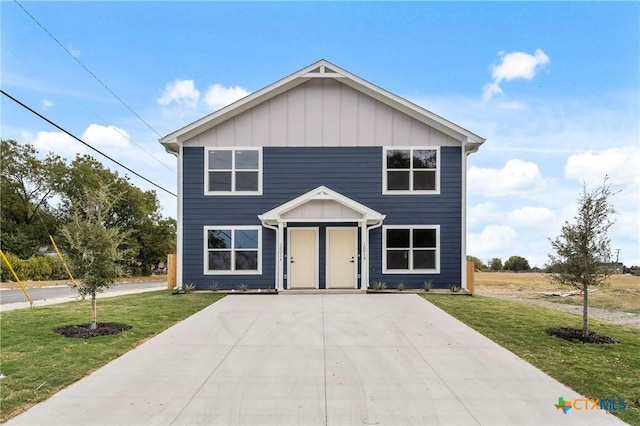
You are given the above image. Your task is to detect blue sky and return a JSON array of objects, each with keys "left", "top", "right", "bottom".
[{"left": 2, "top": 1, "right": 639, "bottom": 267}]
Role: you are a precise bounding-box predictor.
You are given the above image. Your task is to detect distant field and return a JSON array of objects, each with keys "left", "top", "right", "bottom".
[{"left": 475, "top": 272, "right": 640, "bottom": 313}]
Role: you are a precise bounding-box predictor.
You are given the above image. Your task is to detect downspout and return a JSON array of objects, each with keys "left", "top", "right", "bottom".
[
  {"left": 364, "top": 216, "right": 386, "bottom": 290},
  {"left": 259, "top": 217, "right": 280, "bottom": 291}
]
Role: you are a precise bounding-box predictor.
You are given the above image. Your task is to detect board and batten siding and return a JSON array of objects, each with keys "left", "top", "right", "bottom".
[
  {"left": 184, "top": 79, "right": 461, "bottom": 149},
  {"left": 182, "top": 145, "right": 462, "bottom": 289}
]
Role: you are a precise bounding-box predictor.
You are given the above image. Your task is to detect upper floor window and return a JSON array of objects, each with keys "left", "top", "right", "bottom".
[
  {"left": 383, "top": 147, "right": 439, "bottom": 194},
  {"left": 205, "top": 148, "right": 262, "bottom": 195}
]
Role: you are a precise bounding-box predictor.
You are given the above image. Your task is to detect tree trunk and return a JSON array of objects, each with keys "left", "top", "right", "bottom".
[
  {"left": 90, "top": 291, "right": 97, "bottom": 330},
  {"left": 582, "top": 282, "right": 588, "bottom": 339}
]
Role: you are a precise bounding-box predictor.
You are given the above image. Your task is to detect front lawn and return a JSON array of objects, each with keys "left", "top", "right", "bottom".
[
  {"left": 422, "top": 294, "right": 639, "bottom": 425},
  {"left": 0, "top": 291, "right": 223, "bottom": 422}
]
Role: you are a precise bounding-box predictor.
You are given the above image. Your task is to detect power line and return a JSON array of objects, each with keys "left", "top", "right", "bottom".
[
  {"left": 1, "top": 89, "right": 177, "bottom": 198},
  {"left": 14, "top": 0, "right": 163, "bottom": 139}
]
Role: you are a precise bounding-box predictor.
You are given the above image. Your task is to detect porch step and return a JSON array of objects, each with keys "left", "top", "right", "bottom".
[{"left": 282, "top": 289, "right": 366, "bottom": 295}]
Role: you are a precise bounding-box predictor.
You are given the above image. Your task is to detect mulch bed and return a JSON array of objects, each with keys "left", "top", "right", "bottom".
[
  {"left": 54, "top": 323, "right": 132, "bottom": 339},
  {"left": 545, "top": 327, "right": 619, "bottom": 344}
]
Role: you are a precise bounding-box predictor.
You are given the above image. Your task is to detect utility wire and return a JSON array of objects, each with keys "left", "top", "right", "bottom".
[
  {"left": 1, "top": 90, "right": 177, "bottom": 198},
  {"left": 14, "top": 0, "right": 163, "bottom": 138},
  {"left": 86, "top": 108, "right": 175, "bottom": 173}
]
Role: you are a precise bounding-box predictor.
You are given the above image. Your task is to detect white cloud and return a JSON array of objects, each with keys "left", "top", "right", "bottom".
[
  {"left": 565, "top": 146, "right": 640, "bottom": 188},
  {"left": 157, "top": 79, "right": 200, "bottom": 115},
  {"left": 82, "top": 124, "right": 130, "bottom": 150},
  {"left": 42, "top": 99, "right": 53, "bottom": 108},
  {"left": 468, "top": 202, "right": 503, "bottom": 227},
  {"left": 30, "top": 130, "right": 84, "bottom": 157},
  {"left": 506, "top": 206, "right": 555, "bottom": 229},
  {"left": 482, "top": 49, "right": 550, "bottom": 101},
  {"left": 468, "top": 159, "right": 549, "bottom": 197},
  {"left": 69, "top": 46, "right": 81, "bottom": 57},
  {"left": 204, "top": 84, "right": 250, "bottom": 111},
  {"left": 467, "top": 224, "right": 518, "bottom": 260}
]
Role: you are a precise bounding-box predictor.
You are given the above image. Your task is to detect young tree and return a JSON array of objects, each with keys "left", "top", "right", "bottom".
[
  {"left": 548, "top": 179, "right": 617, "bottom": 339},
  {"left": 503, "top": 255, "right": 531, "bottom": 272},
  {"left": 60, "top": 184, "right": 131, "bottom": 330}
]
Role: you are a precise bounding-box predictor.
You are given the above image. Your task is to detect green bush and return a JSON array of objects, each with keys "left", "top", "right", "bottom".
[
  {"left": 24, "top": 256, "right": 52, "bottom": 280},
  {"left": 1, "top": 252, "right": 24, "bottom": 281}
]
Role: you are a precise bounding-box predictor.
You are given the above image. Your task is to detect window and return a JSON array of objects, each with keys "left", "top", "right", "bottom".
[
  {"left": 383, "top": 147, "right": 439, "bottom": 194},
  {"left": 383, "top": 226, "right": 439, "bottom": 273},
  {"left": 204, "top": 226, "right": 261, "bottom": 274},
  {"left": 205, "top": 148, "right": 261, "bottom": 194}
]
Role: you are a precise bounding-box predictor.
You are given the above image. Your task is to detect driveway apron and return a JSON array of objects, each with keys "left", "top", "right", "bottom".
[{"left": 8, "top": 294, "right": 625, "bottom": 425}]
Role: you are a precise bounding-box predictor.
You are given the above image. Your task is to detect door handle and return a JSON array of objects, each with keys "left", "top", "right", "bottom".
[
  {"left": 350, "top": 256, "right": 355, "bottom": 263},
  {"left": 290, "top": 257, "right": 295, "bottom": 264}
]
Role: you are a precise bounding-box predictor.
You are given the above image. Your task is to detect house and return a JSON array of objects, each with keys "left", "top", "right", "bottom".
[{"left": 159, "top": 60, "right": 484, "bottom": 291}]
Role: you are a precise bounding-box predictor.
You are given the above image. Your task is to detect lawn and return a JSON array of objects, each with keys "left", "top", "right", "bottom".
[
  {"left": 0, "top": 291, "right": 224, "bottom": 423},
  {"left": 422, "top": 294, "right": 640, "bottom": 425},
  {"left": 475, "top": 272, "right": 640, "bottom": 313}
]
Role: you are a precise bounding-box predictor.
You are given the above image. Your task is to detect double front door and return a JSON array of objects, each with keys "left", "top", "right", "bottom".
[{"left": 288, "top": 227, "right": 357, "bottom": 289}]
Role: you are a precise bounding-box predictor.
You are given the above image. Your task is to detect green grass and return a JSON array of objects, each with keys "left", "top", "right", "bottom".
[
  {"left": 422, "top": 294, "right": 640, "bottom": 425},
  {"left": 0, "top": 291, "right": 224, "bottom": 422}
]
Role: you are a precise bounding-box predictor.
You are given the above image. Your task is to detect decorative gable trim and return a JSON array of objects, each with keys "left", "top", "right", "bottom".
[
  {"left": 258, "top": 186, "right": 384, "bottom": 225},
  {"left": 159, "top": 59, "right": 485, "bottom": 154}
]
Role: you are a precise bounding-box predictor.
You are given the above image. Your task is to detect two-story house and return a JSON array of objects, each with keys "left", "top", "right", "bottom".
[{"left": 160, "top": 60, "right": 484, "bottom": 291}]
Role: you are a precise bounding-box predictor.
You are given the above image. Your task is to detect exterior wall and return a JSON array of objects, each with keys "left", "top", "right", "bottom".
[
  {"left": 186, "top": 79, "right": 461, "bottom": 148},
  {"left": 182, "top": 145, "right": 462, "bottom": 289}
]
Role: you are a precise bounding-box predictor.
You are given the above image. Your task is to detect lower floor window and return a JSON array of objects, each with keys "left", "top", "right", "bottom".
[
  {"left": 204, "top": 226, "right": 261, "bottom": 274},
  {"left": 383, "top": 225, "right": 439, "bottom": 273}
]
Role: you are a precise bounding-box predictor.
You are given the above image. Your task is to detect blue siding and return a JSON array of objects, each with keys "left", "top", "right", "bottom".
[{"left": 182, "top": 146, "right": 462, "bottom": 289}]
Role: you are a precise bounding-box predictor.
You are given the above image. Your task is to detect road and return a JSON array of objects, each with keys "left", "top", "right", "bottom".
[{"left": 0, "top": 281, "right": 166, "bottom": 305}]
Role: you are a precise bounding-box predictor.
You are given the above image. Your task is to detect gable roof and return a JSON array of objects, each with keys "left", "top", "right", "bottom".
[
  {"left": 159, "top": 59, "right": 485, "bottom": 154},
  {"left": 258, "top": 186, "right": 385, "bottom": 226}
]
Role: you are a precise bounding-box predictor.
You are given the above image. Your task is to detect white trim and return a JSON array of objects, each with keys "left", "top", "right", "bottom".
[
  {"left": 203, "top": 226, "right": 262, "bottom": 275},
  {"left": 326, "top": 227, "right": 358, "bottom": 289},
  {"left": 382, "top": 225, "right": 440, "bottom": 274},
  {"left": 261, "top": 186, "right": 383, "bottom": 225},
  {"left": 461, "top": 150, "right": 468, "bottom": 289},
  {"left": 287, "top": 227, "right": 319, "bottom": 289},
  {"left": 204, "top": 147, "right": 263, "bottom": 195},
  {"left": 176, "top": 145, "right": 184, "bottom": 288},
  {"left": 382, "top": 146, "right": 441, "bottom": 195},
  {"left": 159, "top": 59, "right": 485, "bottom": 153}
]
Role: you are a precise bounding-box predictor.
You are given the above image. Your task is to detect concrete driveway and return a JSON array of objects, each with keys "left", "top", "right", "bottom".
[{"left": 8, "top": 294, "right": 624, "bottom": 425}]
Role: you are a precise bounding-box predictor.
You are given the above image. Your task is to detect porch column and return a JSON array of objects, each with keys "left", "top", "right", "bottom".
[
  {"left": 360, "top": 222, "right": 368, "bottom": 290},
  {"left": 277, "top": 222, "right": 284, "bottom": 291}
]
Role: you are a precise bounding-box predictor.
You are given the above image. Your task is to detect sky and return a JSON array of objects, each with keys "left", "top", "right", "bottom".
[{"left": 2, "top": 1, "right": 639, "bottom": 268}]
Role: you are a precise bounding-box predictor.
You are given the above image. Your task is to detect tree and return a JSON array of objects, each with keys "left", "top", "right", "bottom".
[
  {"left": 0, "top": 140, "right": 65, "bottom": 257},
  {"left": 60, "top": 184, "right": 131, "bottom": 330},
  {"left": 548, "top": 179, "right": 616, "bottom": 339},
  {"left": 466, "top": 255, "right": 485, "bottom": 271},
  {"left": 489, "top": 257, "right": 503, "bottom": 271},
  {"left": 503, "top": 255, "right": 531, "bottom": 272},
  {"left": 56, "top": 155, "right": 175, "bottom": 275}
]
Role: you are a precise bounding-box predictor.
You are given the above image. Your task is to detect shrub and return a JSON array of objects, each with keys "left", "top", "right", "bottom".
[
  {"left": 372, "top": 281, "right": 387, "bottom": 291},
  {"left": 0, "top": 252, "right": 24, "bottom": 281},
  {"left": 24, "top": 256, "right": 52, "bottom": 280},
  {"left": 396, "top": 282, "right": 406, "bottom": 291},
  {"left": 423, "top": 281, "right": 432, "bottom": 292}
]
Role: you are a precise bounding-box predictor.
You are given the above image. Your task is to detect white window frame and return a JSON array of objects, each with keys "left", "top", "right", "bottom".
[
  {"left": 204, "top": 147, "right": 263, "bottom": 195},
  {"left": 382, "top": 146, "right": 440, "bottom": 195},
  {"left": 203, "top": 226, "right": 262, "bottom": 275},
  {"left": 382, "top": 225, "right": 440, "bottom": 274}
]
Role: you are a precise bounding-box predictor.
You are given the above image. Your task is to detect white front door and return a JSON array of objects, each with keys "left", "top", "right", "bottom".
[
  {"left": 327, "top": 227, "right": 357, "bottom": 288},
  {"left": 288, "top": 228, "right": 318, "bottom": 289}
]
